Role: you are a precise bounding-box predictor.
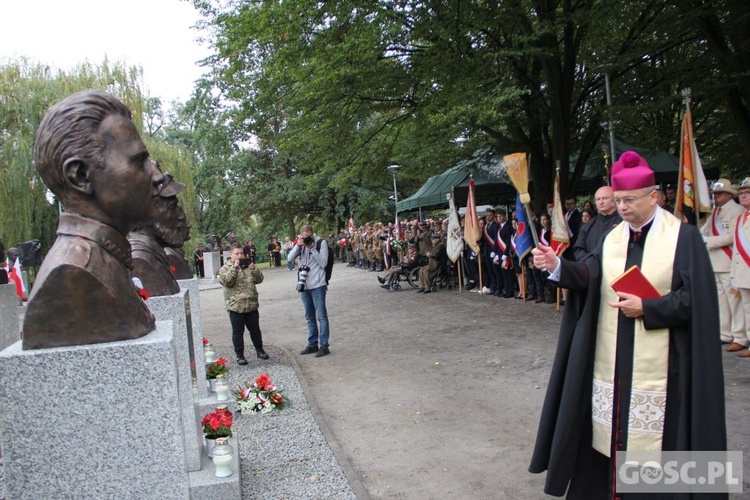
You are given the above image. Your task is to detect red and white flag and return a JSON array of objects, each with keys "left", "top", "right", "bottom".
[
  {"left": 550, "top": 169, "right": 570, "bottom": 256},
  {"left": 7, "top": 258, "right": 26, "bottom": 299}
]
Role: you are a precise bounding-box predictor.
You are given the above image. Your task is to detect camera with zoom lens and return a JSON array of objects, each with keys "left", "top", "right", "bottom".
[{"left": 296, "top": 265, "right": 311, "bottom": 291}]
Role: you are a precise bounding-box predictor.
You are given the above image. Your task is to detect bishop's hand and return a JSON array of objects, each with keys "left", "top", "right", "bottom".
[{"left": 532, "top": 244, "right": 557, "bottom": 271}]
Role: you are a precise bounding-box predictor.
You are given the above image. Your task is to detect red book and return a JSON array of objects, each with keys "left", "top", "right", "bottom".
[{"left": 610, "top": 265, "right": 661, "bottom": 300}]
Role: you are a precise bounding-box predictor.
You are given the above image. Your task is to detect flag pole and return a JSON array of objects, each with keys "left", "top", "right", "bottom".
[
  {"left": 457, "top": 258, "right": 463, "bottom": 294},
  {"left": 682, "top": 88, "right": 703, "bottom": 227},
  {"left": 478, "top": 252, "right": 484, "bottom": 295}
]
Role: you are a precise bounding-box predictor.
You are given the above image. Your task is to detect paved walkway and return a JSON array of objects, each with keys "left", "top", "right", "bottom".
[{"left": 200, "top": 264, "right": 750, "bottom": 499}]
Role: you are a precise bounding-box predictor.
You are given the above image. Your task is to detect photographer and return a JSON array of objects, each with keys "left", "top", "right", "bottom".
[
  {"left": 218, "top": 243, "right": 268, "bottom": 365},
  {"left": 286, "top": 224, "right": 331, "bottom": 357}
]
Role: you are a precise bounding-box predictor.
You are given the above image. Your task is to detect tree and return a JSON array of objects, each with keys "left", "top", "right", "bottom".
[
  {"left": 190, "top": 0, "right": 748, "bottom": 219},
  {"left": 0, "top": 59, "right": 197, "bottom": 256}
]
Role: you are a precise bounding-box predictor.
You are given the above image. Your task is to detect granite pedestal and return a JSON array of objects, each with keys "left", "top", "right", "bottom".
[
  {"left": 177, "top": 278, "right": 208, "bottom": 400},
  {"left": 0, "top": 322, "right": 189, "bottom": 498},
  {"left": 203, "top": 252, "right": 221, "bottom": 279},
  {"left": 0, "top": 284, "right": 20, "bottom": 350},
  {"left": 149, "top": 290, "right": 203, "bottom": 472}
]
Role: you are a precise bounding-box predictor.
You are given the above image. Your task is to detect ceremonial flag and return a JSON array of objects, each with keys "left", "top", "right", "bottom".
[
  {"left": 674, "top": 106, "right": 711, "bottom": 224},
  {"left": 463, "top": 177, "right": 481, "bottom": 254},
  {"left": 8, "top": 257, "right": 25, "bottom": 299},
  {"left": 550, "top": 169, "right": 570, "bottom": 256},
  {"left": 514, "top": 193, "right": 533, "bottom": 261},
  {"left": 395, "top": 214, "right": 404, "bottom": 241},
  {"left": 446, "top": 189, "right": 463, "bottom": 263}
]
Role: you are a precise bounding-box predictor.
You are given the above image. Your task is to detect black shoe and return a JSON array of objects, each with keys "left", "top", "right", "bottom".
[
  {"left": 377, "top": 276, "right": 385, "bottom": 284},
  {"left": 492, "top": 291, "right": 502, "bottom": 297},
  {"left": 380, "top": 284, "right": 390, "bottom": 290},
  {"left": 504, "top": 293, "right": 514, "bottom": 298},
  {"left": 300, "top": 345, "right": 319, "bottom": 355},
  {"left": 256, "top": 348, "right": 269, "bottom": 360},
  {"left": 315, "top": 346, "right": 330, "bottom": 357},
  {"left": 237, "top": 355, "right": 248, "bottom": 365},
  {"left": 423, "top": 290, "right": 432, "bottom": 294},
  {"left": 416, "top": 289, "right": 425, "bottom": 293}
]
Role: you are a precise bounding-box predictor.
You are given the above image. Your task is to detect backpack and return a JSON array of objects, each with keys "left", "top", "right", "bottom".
[{"left": 316, "top": 238, "right": 334, "bottom": 284}]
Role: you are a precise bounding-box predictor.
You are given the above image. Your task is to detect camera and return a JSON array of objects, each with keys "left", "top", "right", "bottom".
[
  {"left": 238, "top": 257, "right": 254, "bottom": 269},
  {"left": 296, "top": 265, "right": 311, "bottom": 291},
  {"left": 302, "top": 235, "right": 314, "bottom": 246}
]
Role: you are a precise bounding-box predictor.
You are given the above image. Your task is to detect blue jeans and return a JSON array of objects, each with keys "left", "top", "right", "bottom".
[{"left": 300, "top": 286, "right": 330, "bottom": 348}]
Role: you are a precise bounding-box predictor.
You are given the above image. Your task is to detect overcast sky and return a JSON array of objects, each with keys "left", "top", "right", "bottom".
[{"left": 0, "top": 0, "right": 211, "bottom": 104}]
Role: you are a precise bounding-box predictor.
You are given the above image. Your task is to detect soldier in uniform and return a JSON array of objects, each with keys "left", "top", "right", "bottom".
[
  {"left": 373, "top": 223, "right": 384, "bottom": 272},
  {"left": 729, "top": 177, "right": 750, "bottom": 357},
  {"left": 700, "top": 179, "right": 745, "bottom": 349},
  {"left": 417, "top": 233, "right": 447, "bottom": 294},
  {"left": 194, "top": 243, "right": 205, "bottom": 278}
]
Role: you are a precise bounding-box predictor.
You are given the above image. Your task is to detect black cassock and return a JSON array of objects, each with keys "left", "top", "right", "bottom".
[{"left": 529, "top": 221, "right": 727, "bottom": 499}]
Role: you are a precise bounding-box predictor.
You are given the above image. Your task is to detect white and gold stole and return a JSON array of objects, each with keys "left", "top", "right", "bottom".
[{"left": 591, "top": 207, "right": 680, "bottom": 456}]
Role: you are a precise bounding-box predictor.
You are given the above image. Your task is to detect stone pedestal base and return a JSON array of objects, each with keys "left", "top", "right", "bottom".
[
  {"left": 149, "top": 290, "right": 203, "bottom": 472},
  {"left": 204, "top": 252, "right": 221, "bottom": 278},
  {"left": 0, "top": 284, "right": 20, "bottom": 350},
  {"left": 0, "top": 322, "right": 189, "bottom": 498}
]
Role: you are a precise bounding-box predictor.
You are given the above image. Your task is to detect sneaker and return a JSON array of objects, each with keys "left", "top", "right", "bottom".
[
  {"left": 482, "top": 286, "right": 491, "bottom": 294},
  {"left": 300, "top": 345, "right": 319, "bottom": 355},
  {"left": 236, "top": 355, "right": 248, "bottom": 366},
  {"left": 315, "top": 346, "right": 330, "bottom": 357}
]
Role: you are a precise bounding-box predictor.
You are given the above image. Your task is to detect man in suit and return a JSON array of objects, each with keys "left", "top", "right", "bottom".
[
  {"left": 23, "top": 90, "right": 166, "bottom": 349},
  {"left": 700, "top": 179, "right": 745, "bottom": 349},
  {"left": 564, "top": 195, "right": 582, "bottom": 249},
  {"left": 730, "top": 177, "right": 750, "bottom": 357},
  {"left": 573, "top": 186, "right": 622, "bottom": 261},
  {"left": 482, "top": 208, "right": 499, "bottom": 294},
  {"left": 495, "top": 209, "right": 514, "bottom": 297}
]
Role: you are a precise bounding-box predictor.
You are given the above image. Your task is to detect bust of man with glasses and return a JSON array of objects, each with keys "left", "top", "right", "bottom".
[{"left": 529, "top": 151, "right": 725, "bottom": 497}]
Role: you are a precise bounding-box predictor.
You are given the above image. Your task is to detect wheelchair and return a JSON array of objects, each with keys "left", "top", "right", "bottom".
[
  {"left": 429, "top": 259, "right": 458, "bottom": 293},
  {"left": 388, "top": 256, "right": 428, "bottom": 291}
]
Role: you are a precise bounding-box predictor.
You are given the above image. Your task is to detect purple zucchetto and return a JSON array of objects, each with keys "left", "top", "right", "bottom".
[{"left": 610, "top": 151, "right": 655, "bottom": 191}]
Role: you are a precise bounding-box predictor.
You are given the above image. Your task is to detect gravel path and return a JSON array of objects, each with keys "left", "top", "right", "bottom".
[{"left": 210, "top": 344, "right": 357, "bottom": 499}]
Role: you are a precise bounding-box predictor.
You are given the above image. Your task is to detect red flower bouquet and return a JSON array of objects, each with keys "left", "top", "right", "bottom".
[
  {"left": 201, "top": 407, "right": 233, "bottom": 438},
  {"left": 233, "top": 372, "right": 286, "bottom": 414},
  {"left": 206, "top": 357, "right": 229, "bottom": 379}
]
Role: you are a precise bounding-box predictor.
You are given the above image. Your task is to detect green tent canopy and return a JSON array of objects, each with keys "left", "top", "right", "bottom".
[
  {"left": 396, "top": 147, "right": 515, "bottom": 212},
  {"left": 396, "top": 140, "right": 718, "bottom": 214}
]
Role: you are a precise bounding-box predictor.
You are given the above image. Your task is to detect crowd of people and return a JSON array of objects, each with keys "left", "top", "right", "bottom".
[
  {"left": 330, "top": 188, "right": 617, "bottom": 303},
  {"left": 330, "top": 169, "right": 750, "bottom": 365}
]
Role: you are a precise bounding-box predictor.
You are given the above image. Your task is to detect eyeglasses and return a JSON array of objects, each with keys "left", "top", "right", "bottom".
[{"left": 613, "top": 191, "right": 654, "bottom": 206}]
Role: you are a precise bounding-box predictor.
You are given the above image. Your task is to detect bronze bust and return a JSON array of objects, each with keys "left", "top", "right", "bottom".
[
  {"left": 23, "top": 90, "right": 166, "bottom": 350},
  {"left": 159, "top": 193, "right": 194, "bottom": 280},
  {"left": 130, "top": 175, "right": 186, "bottom": 295}
]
